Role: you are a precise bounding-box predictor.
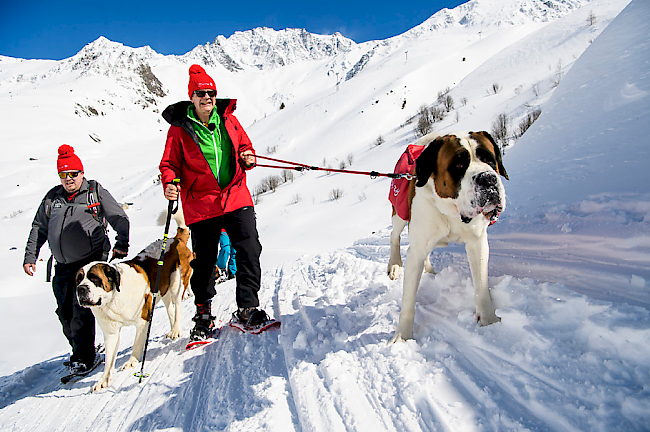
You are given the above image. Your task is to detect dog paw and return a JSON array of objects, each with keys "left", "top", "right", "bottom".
[
  {"left": 166, "top": 329, "right": 182, "bottom": 339},
  {"left": 119, "top": 357, "right": 140, "bottom": 371},
  {"left": 477, "top": 311, "right": 501, "bottom": 326},
  {"left": 387, "top": 265, "right": 403, "bottom": 280},
  {"left": 91, "top": 376, "right": 111, "bottom": 393},
  {"left": 388, "top": 331, "right": 410, "bottom": 344}
]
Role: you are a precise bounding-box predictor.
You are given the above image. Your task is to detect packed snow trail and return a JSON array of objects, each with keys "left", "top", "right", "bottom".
[
  {"left": 1, "top": 229, "right": 649, "bottom": 431},
  {"left": 0, "top": 275, "right": 296, "bottom": 432}
]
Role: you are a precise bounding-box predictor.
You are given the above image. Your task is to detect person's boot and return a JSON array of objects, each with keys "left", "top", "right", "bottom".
[
  {"left": 235, "top": 307, "right": 269, "bottom": 327},
  {"left": 190, "top": 301, "right": 216, "bottom": 341}
]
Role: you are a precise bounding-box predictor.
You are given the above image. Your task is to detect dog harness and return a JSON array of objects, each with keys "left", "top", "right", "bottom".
[{"left": 389, "top": 145, "right": 425, "bottom": 221}]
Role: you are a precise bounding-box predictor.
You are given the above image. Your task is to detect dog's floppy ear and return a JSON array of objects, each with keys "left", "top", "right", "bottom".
[
  {"left": 474, "top": 131, "right": 509, "bottom": 180},
  {"left": 98, "top": 263, "right": 121, "bottom": 292},
  {"left": 75, "top": 268, "right": 85, "bottom": 286},
  {"left": 415, "top": 137, "right": 444, "bottom": 187}
]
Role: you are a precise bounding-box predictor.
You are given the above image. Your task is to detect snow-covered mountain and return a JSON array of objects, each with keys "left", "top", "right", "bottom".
[
  {"left": 186, "top": 28, "right": 356, "bottom": 71},
  {"left": 417, "top": 0, "right": 593, "bottom": 28},
  {"left": 1, "top": 0, "right": 648, "bottom": 430}
]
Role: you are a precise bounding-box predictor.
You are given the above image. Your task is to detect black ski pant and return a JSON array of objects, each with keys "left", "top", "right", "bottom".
[
  {"left": 189, "top": 206, "right": 262, "bottom": 309},
  {"left": 52, "top": 250, "right": 105, "bottom": 366}
]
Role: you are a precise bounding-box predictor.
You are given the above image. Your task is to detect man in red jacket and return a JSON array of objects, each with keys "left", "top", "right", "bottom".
[{"left": 160, "top": 64, "right": 268, "bottom": 341}]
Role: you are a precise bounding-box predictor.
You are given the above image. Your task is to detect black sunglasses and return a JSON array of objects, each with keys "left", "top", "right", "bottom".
[{"left": 194, "top": 90, "right": 216, "bottom": 98}]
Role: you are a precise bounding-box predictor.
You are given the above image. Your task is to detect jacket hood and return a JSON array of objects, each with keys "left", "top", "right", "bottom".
[{"left": 162, "top": 99, "right": 238, "bottom": 127}]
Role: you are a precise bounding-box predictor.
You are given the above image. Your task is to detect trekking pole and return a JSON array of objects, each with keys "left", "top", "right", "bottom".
[{"left": 136, "top": 178, "right": 179, "bottom": 383}]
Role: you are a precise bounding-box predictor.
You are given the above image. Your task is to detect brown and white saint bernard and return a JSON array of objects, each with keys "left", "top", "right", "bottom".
[
  {"left": 388, "top": 131, "right": 508, "bottom": 343},
  {"left": 75, "top": 212, "right": 192, "bottom": 392}
]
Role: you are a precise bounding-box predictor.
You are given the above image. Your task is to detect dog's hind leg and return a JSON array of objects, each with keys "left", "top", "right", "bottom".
[{"left": 388, "top": 213, "right": 408, "bottom": 280}]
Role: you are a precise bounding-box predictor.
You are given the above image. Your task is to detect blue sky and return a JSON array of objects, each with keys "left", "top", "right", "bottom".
[{"left": 0, "top": 0, "right": 467, "bottom": 60}]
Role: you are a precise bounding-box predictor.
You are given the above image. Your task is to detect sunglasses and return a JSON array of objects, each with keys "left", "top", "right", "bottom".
[
  {"left": 194, "top": 90, "right": 216, "bottom": 98},
  {"left": 58, "top": 171, "right": 82, "bottom": 179}
]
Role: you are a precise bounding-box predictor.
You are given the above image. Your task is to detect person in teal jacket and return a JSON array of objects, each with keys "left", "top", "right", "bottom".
[{"left": 216, "top": 229, "right": 236, "bottom": 282}]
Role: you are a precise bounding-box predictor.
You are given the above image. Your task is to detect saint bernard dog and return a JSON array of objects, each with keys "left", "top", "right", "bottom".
[
  {"left": 388, "top": 131, "right": 508, "bottom": 343},
  {"left": 75, "top": 211, "right": 192, "bottom": 392}
]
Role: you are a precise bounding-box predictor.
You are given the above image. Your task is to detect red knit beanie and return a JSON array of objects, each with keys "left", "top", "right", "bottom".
[
  {"left": 57, "top": 144, "right": 84, "bottom": 173},
  {"left": 188, "top": 64, "right": 217, "bottom": 99}
]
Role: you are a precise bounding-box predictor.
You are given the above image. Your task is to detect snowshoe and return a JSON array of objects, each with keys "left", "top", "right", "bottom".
[
  {"left": 229, "top": 308, "right": 281, "bottom": 334},
  {"left": 185, "top": 325, "right": 221, "bottom": 350},
  {"left": 188, "top": 302, "right": 217, "bottom": 342}
]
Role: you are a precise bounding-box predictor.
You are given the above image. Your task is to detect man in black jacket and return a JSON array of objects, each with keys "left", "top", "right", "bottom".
[{"left": 23, "top": 145, "right": 130, "bottom": 375}]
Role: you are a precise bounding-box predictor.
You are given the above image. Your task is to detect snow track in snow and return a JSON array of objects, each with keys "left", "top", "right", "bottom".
[{"left": 1, "top": 232, "right": 649, "bottom": 431}]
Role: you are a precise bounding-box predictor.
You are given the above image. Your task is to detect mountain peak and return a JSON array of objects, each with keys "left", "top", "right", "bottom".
[
  {"left": 408, "top": 0, "right": 593, "bottom": 34},
  {"left": 185, "top": 27, "right": 356, "bottom": 71}
]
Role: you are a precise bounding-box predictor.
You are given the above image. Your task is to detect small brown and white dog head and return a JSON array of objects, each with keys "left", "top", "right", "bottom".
[
  {"left": 75, "top": 262, "right": 121, "bottom": 307},
  {"left": 415, "top": 131, "right": 508, "bottom": 223}
]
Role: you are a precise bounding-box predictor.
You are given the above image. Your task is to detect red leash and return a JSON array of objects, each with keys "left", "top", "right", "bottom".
[
  {"left": 254, "top": 154, "right": 500, "bottom": 225},
  {"left": 254, "top": 155, "right": 414, "bottom": 180}
]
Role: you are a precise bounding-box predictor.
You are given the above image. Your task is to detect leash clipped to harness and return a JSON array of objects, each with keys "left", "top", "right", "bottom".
[{"left": 254, "top": 155, "right": 415, "bottom": 180}]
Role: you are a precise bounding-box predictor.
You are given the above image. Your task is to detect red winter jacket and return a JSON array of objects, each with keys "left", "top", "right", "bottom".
[{"left": 159, "top": 100, "right": 255, "bottom": 225}]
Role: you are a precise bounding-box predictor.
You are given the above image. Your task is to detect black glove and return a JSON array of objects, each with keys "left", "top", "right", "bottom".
[{"left": 110, "top": 248, "right": 128, "bottom": 262}]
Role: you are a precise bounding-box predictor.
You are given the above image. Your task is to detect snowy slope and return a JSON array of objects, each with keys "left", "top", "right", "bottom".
[{"left": 1, "top": 0, "right": 649, "bottom": 430}]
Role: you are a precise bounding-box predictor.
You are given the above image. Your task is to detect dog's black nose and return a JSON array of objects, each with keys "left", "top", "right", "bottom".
[
  {"left": 474, "top": 172, "right": 497, "bottom": 188},
  {"left": 77, "top": 284, "right": 89, "bottom": 296}
]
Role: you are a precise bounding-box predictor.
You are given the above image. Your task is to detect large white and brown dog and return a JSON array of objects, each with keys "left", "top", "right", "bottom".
[
  {"left": 388, "top": 131, "right": 508, "bottom": 343},
  {"left": 75, "top": 211, "right": 192, "bottom": 392}
]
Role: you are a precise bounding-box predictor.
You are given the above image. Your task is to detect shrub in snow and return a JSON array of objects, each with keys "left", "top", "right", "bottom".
[
  {"left": 551, "top": 60, "right": 564, "bottom": 88},
  {"left": 491, "top": 112, "right": 510, "bottom": 152},
  {"left": 515, "top": 108, "right": 542, "bottom": 140},
  {"left": 281, "top": 169, "right": 294, "bottom": 183},
  {"left": 329, "top": 188, "right": 344, "bottom": 201},
  {"left": 489, "top": 82, "right": 501, "bottom": 95},
  {"left": 442, "top": 95, "right": 454, "bottom": 112},
  {"left": 258, "top": 174, "right": 282, "bottom": 193},
  {"left": 430, "top": 106, "right": 445, "bottom": 122},
  {"left": 436, "top": 87, "right": 450, "bottom": 104},
  {"left": 416, "top": 109, "right": 433, "bottom": 137},
  {"left": 587, "top": 10, "right": 597, "bottom": 26}
]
